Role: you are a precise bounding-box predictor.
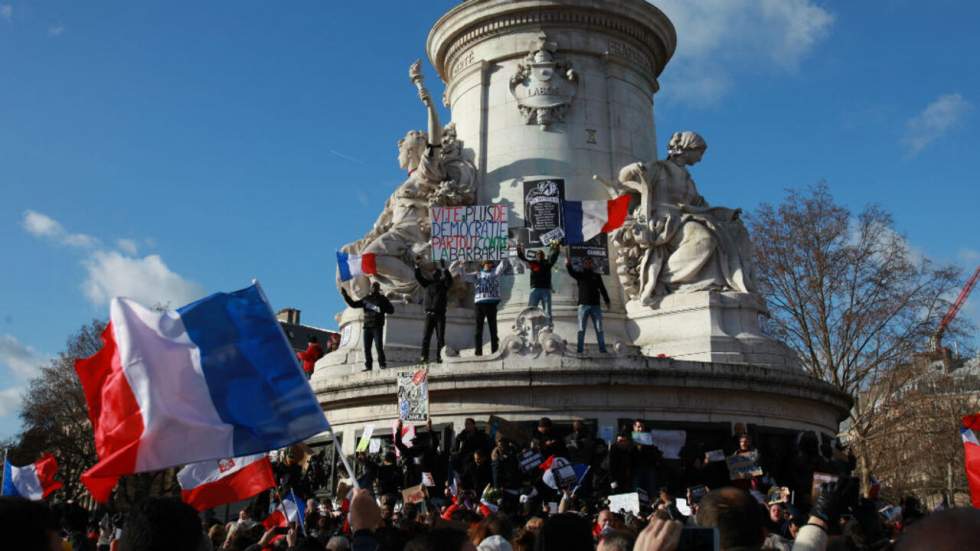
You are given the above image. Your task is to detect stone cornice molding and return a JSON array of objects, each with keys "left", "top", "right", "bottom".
[{"left": 427, "top": 0, "right": 677, "bottom": 85}]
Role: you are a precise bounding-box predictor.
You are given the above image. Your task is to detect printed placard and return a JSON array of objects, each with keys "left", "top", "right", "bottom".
[
  {"left": 608, "top": 492, "right": 641, "bottom": 516},
  {"left": 568, "top": 233, "right": 610, "bottom": 274},
  {"left": 397, "top": 369, "right": 429, "bottom": 422},
  {"left": 726, "top": 451, "right": 763, "bottom": 480},
  {"left": 431, "top": 205, "right": 509, "bottom": 262},
  {"left": 519, "top": 450, "right": 543, "bottom": 473},
  {"left": 523, "top": 178, "right": 565, "bottom": 248}
]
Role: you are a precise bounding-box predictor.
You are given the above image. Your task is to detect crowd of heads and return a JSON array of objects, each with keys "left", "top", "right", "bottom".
[{"left": 3, "top": 418, "right": 980, "bottom": 551}]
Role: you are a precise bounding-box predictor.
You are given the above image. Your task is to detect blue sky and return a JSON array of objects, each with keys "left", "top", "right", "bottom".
[{"left": 1, "top": 0, "right": 977, "bottom": 440}]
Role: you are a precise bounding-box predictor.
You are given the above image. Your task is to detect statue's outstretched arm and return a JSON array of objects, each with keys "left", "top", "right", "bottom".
[{"left": 410, "top": 60, "right": 442, "bottom": 146}]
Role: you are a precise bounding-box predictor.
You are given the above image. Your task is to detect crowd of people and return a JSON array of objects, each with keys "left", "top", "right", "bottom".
[{"left": 5, "top": 417, "right": 977, "bottom": 551}]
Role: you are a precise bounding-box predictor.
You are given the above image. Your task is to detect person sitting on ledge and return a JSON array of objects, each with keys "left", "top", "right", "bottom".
[{"left": 565, "top": 254, "right": 610, "bottom": 353}]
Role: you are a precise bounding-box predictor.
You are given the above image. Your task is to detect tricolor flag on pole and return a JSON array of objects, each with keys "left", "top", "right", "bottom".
[
  {"left": 74, "top": 283, "right": 330, "bottom": 502},
  {"left": 263, "top": 489, "right": 306, "bottom": 531},
  {"left": 1, "top": 453, "right": 62, "bottom": 500},
  {"left": 337, "top": 251, "right": 377, "bottom": 282},
  {"left": 177, "top": 453, "right": 276, "bottom": 512},
  {"left": 562, "top": 195, "right": 631, "bottom": 244},
  {"left": 962, "top": 414, "right": 980, "bottom": 507}
]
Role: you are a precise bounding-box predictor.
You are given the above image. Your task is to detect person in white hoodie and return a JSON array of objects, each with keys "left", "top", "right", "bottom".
[{"left": 457, "top": 258, "right": 510, "bottom": 356}]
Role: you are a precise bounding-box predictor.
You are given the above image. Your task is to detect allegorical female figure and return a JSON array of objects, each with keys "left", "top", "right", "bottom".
[{"left": 614, "top": 131, "right": 756, "bottom": 304}]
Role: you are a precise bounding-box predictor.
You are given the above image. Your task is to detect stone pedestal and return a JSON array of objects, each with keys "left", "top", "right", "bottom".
[{"left": 625, "top": 292, "right": 799, "bottom": 370}]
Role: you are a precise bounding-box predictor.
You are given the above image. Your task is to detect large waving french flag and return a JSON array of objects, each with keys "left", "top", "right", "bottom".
[
  {"left": 178, "top": 453, "right": 276, "bottom": 512},
  {"left": 1, "top": 453, "right": 62, "bottom": 500},
  {"left": 75, "top": 283, "right": 329, "bottom": 502},
  {"left": 563, "top": 195, "right": 631, "bottom": 244},
  {"left": 337, "top": 251, "right": 377, "bottom": 282},
  {"left": 963, "top": 414, "right": 980, "bottom": 508}
]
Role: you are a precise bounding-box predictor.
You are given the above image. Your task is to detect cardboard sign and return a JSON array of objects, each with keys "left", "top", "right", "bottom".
[
  {"left": 402, "top": 484, "right": 426, "bottom": 504},
  {"left": 519, "top": 450, "right": 543, "bottom": 472},
  {"left": 421, "top": 472, "right": 436, "bottom": 487},
  {"left": 431, "top": 205, "right": 509, "bottom": 262},
  {"left": 368, "top": 438, "right": 382, "bottom": 454},
  {"left": 488, "top": 415, "right": 532, "bottom": 446},
  {"left": 705, "top": 449, "right": 726, "bottom": 463},
  {"left": 608, "top": 492, "right": 641, "bottom": 516},
  {"left": 648, "top": 430, "right": 686, "bottom": 460},
  {"left": 726, "top": 452, "right": 763, "bottom": 480},
  {"left": 397, "top": 369, "right": 429, "bottom": 421},
  {"left": 356, "top": 424, "right": 375, "bottom": 453},
  {"left": 811, "top": 472, "right": 838, "bottom": 504}
]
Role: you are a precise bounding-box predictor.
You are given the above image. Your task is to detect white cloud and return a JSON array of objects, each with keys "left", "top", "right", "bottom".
[
  {"left": 0, "top": 335, "right": 47, "bottom": 380},
  {"left": 22, "top": 210, "right": 98, "bottom": 248},
  {"left": 903, "top": 94, "right": 973, "bottom": 156},
  {"left": 1, "top": 4, "right": 12, "bottom": 22},
  {"left": 48, "top": 24, "right": 64, "bottom": 37},
  {"left": 0, "top": 387, "right": 22, "bottom": 417},
  {"left": 652, "top": 0, "right": 834, "bottom": 106},
  {"left": 116, "top": 238, "right": 139, "bottom": 255},
  {"left": 82, "top": 250, "right": 205, "bottom": 308}
]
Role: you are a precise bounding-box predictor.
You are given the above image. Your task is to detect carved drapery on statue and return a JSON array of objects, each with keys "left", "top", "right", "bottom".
[
  {"left": 608, "top": 131, "right": 757, "bottom": 304},
  {"left": 337, "top": 62, "right": 478, "bottom": 302}
]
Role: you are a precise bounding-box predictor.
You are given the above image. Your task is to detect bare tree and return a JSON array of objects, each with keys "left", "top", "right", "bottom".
[
  {"left": 747, "top": 183, "right": 966, "bottom": 490},
  {"left": 9, "top": 320, "right": 104, "bottom": 502}
]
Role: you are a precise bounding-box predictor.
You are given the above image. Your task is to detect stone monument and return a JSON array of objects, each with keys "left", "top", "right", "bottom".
[{"left": 315, "top": 0, "right": 849, "bottom": 455}]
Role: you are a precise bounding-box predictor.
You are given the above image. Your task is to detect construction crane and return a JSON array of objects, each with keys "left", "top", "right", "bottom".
[{"left": 934, "top": 265, "right": 980, "bottom": 367}]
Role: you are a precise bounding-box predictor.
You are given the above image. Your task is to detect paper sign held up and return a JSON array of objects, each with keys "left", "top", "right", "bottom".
[
  {"left": 608, "top": 492, "right": 641, "bottom": 516},
  {"left": 402, "top": 484, "right": 426, "bottom": 504},
  {"left": 398, "top": 369, "right": 429, "bottom": 421},
  {"left": 726, "top": 451, "right": 763, "bottom": 480}
]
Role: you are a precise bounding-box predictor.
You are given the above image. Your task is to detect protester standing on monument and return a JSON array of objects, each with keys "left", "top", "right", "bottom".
[
  {"left": 456, "top": 258, "right": 510, "bottom": 356},
  {"left": 341, "top": 282, "right": 395, "bottom": 371},
  {"left": 565, "top": 254, "right": 610, "bottom": 353},
  {"left": 414, "top": 257, "right": 453, "bottom": 363},
  {"left": 297, "top": 334, "right": 323, "bottom": 379},
  {"left": 516, "top": 241, "right": 560, "bottom": 320}
]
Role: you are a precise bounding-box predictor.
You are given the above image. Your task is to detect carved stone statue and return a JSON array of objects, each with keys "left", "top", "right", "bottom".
[
  {"left": 338, "top": 62, "right": 477, "bottom": 301},
  {"left": 609, "top": 131, "right": 757, "bottom": 304},
  {"left": 509, "top": 32, "right": 578, "bottom": 129}
]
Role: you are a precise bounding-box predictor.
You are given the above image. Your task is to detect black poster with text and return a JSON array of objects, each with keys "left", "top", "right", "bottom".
[{"left": 523, "top": 178, "right": 565, "bottom": 247}]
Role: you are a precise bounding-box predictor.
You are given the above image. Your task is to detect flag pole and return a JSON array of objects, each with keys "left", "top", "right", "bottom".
[{"left": 331, "top": 431, "right": 360, "bottom": 490}]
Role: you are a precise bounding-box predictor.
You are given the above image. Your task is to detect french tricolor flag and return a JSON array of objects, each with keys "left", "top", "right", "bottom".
[
  {"left": 75, "top": 283, "right": 330, "bottom": 502},
  {"left": 337, "top": 251, "right": 377, "bottom": 282},
  {"left": 263, "top": 489, "right": 306, "bottom": 531},
  {"left": 1, "top": 453, "right": 62, "bottom": 500},
  {"left": 563, "top": 195, "right": 631, "bottom": 244},
  {"left": 962, "top": 414, "right": 980, "bottom": 508},
  {"left": 178, "top": 453, "right": 276, "bottom": 512}
]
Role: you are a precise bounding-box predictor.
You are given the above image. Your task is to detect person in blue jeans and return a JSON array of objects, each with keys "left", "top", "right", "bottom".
[
  {"left": 516, "top": 241, "right": 560, "bottom": 320},
  {"left": 566, "top": 255, "right": 610, "bottom": 353}
]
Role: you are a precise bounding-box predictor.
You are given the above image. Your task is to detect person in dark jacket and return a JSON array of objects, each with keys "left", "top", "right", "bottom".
[
  {"left": 565, "top": 255, "right": 610, "bottom": 353},
  {"left": 414, "top": 259, "right": 453, "bottom": 363},
  {"left": 341, "top": 282, "right": 395, "bottom": 371},
  {"left": 451, "top": 418, "right": 491, "bottom": 472},
  {"left": 461, "top": 449, "right": 493, "bottom": 492},
  {"left": 296, "top": 335, "right": 323, "bottom": 379},
  {"left": 516, "top": 242, "right": 560, "bottom": 320}
]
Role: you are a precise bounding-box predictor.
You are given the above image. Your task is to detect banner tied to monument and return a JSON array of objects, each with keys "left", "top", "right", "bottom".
[
  {"left": 431, "top": 205, "right": 508, "bottom": 262},
  {"left": 397, "top": 368, "right": 429, "bottom": 421}
]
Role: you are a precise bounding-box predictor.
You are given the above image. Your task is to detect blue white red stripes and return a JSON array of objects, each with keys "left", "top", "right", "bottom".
[
  {"left": 563, "top": 195, "right": 631, "bottom": 244},
  {"left": 178, "top": 453, "right": 275, "bottom": 511},
  {"left": 75, "top": 283, "right": 330, "bottom": 502},
  {"left": 337, "top": 251, "right": 377, "bottom": 281},
  {"left": 1, "top": 453, "right": 62, "bottom": 500}
]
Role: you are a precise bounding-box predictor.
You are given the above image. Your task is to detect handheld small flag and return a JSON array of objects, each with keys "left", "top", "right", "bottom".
[
  {"left": 75, "top": 283, "right": 330, "bottom": 502},
  {"left": 1, "top": 453, "right": 62, "bottom": 500},
  {"left": 178, "top": 453, "right": 276, "bottom": 512},
  {"left": 563, "top": 195, "right": 631, "bottom": 244},
  {"left": 337, "top": 251, "right": 377, "bottom": 281}
]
